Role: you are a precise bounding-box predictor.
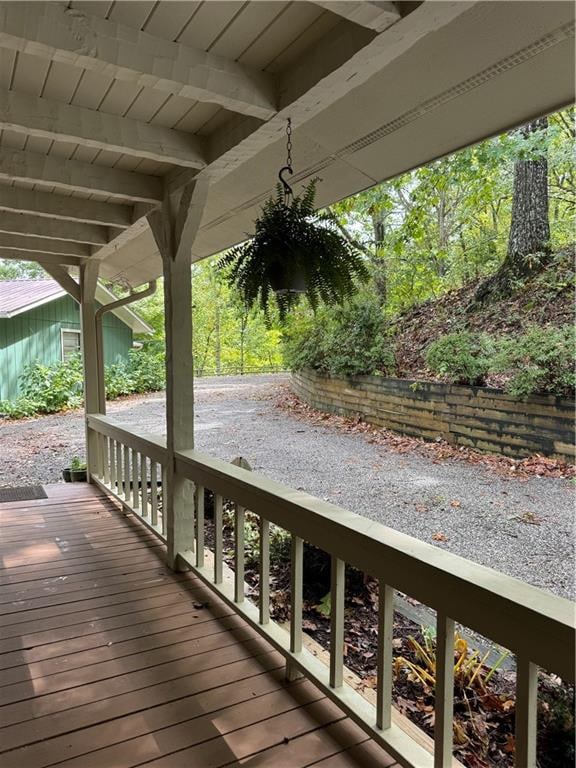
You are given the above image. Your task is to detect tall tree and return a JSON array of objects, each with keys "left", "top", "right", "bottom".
[
  {"left": 475, "top": 117, "right": 551, "bottom": 302},
  {"left": 506, "top": 117, "right": 551, "bottom": 272}
]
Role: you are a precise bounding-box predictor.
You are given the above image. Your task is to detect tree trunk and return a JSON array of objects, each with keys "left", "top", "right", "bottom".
[
  {"left": 473, "top": 117, "right": 551, "bottom": 304},
  {"left": 506, "top": 117, "right": 550, "bottom": 272},
  {"left": 371, "top": 212, "right": 387, "bottom": 306},
  {"left": 214, "top": 303, "right": 221, "bottom": 375}
]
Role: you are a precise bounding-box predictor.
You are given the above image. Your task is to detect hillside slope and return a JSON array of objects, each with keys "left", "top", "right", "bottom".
[{"left": 393, "top": 246, "right": 574, "bottom": 381}]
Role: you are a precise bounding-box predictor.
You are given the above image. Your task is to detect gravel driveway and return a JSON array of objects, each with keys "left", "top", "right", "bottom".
[{"left": 1, "top": 373, "right": 573, "bottom": 599}]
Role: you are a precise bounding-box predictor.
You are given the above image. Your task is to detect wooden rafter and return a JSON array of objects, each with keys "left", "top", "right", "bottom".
[
  {"left": 0, "top": 250, "right": 83, "bottom": 266},
  {"left": 0, "top": 89, "right": 207, "bottom": 169},
  {"left": 0, "top": 210, "right": 110, "bottom": 245},
  {"left": 0, "top": 186, "right": 133, "bottom": 228},
  {"left": 312, "top": 1, "right": 400, "bottom": 32},
  {"left": 0, "top": 148, "right": 163, "bottom": 203},
  {"left": 0, "top": 232, "right": 91, "bottom": 258},
  {"left": 0, "top": 2, "right": 278, "bottom": 120}
]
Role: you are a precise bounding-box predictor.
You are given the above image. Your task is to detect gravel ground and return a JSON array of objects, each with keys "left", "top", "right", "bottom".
[{"left": 0, "top": 373, "right": 574, "bottom": 599}]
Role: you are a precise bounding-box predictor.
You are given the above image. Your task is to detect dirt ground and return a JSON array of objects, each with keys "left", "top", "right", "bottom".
[{"left": 0, "top": 373, "right": 573, "bottom": 599}]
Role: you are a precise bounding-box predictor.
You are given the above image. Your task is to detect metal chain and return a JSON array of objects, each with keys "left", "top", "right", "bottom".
[{"left": 286, "top": 118, "right": 292, "bottom": 171}]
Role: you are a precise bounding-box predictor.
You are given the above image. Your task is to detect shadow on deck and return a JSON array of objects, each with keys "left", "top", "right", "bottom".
[{"left": 0, "top": 483, "right": 396, "bottom": 768}]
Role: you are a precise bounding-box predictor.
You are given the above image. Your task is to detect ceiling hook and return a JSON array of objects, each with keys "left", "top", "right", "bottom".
[{"left": 278, "top": 165, "right": 293, "bottom": 198}]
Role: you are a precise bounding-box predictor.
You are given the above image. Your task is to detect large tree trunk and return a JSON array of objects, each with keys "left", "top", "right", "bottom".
[
  {"left": 506, "top": 117, "right": 551, "bottom": 272},
  {"left": 474, "top": 117, "right": 551, "bottom": 304}
]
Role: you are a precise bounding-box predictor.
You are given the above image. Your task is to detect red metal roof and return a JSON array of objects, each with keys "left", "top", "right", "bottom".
[{"left": 0, "top": 280, "right": 63, "bottom": 317}]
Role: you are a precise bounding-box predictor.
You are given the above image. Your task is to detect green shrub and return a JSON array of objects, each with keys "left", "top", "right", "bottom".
[
  {"left": 0, "top": 397, "right": 42, "bottom": 419},
  {"left": 0, "top": 343, "right": 166, "bottom": 420},
  {"left": 425, "top": 331, "right": 493, "bottom": 385},
  {"left": 127, "top": 341, "right": 165, "bottom": 393},
  {"left": 492, "top": 324, "right": 575, "bottom": 399},
  {"left": 105, "top": 358, "right": 135, "bottom": 399},
  {"left": 19, "top": 353, "right": 84, "bottom": 413},
  {"left": 283, "top": 300, "right": 394, "bottom": 377},
  {"left": 324, "top": 301, "right": 394, "bottom": 376}
]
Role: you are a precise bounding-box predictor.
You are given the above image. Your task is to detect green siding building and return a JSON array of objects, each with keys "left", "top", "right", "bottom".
[{"left": 0, "top": 280, "right": 152, "bottom": 401}]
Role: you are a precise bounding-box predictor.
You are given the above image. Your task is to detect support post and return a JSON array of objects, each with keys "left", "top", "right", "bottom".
[
  {"left": 147, "top": 177, "right": 209, "bottom": 569},
  {"left": 79, "top": 259, "right": 101, "bottom": 479}
]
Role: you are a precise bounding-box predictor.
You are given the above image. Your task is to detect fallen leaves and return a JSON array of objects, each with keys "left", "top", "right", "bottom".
[
  {"left": 276, "top": 390, "right": 576, "bottom": 480},
  {"left": 432, "top": 531, "right": 448, "bottom": 542}
]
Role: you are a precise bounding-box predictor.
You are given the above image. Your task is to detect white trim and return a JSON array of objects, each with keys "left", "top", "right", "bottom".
[{"left": 60, "top": 327, "right": 81, "bottom": 361}]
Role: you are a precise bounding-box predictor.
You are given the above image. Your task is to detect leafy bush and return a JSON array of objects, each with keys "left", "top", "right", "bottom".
[
  {"left": 0, "top": 343, "right": 166, "bottom": 419},
  {"left": 127, "top": 341, "right": 165, "bottom": 393},
  {"left": 105, "top": 358, "right": 135, "bottom": 399},
  {"left": 283, "top": 300, "right": 394, "bottom": 377},
  {"left": 0, "top": 397, "right": 43, "bottom": 419},
  {"left": 492, "top": 324, "right": 575, "bottom": 399},
  {"left": 425, "top": 330, "right": 493, "bottom": 385},
  {"left": 19, "top": 353, "right": 84, "bottom": 413}
]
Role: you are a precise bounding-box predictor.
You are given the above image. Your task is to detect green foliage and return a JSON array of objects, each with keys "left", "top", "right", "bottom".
[
  {"left": 330, "top": 107, "right": 574, "bottom": 315},
  {"left": 19, "top": 353, "right": 84, "bottom": 413},
  {"left": 283, "top": 299, "right": 394, "bottom": 377},
  {"left": 0, "top": 344, "right": 166, "bottom": 419},
  {"left": 492, "top": 325, "right": 575, "bottom": 399},
  {"left": 0, "top": 259, "right": 47, "bottom": 280},
  {"left": 425, "top": 331, "right": 494, "bottom": 386},
  {"left": 0, "top": 397, "right": 43, "bottom": 419},
  {"left": 70, "top": 456, "right": 86, "bottom": 471},
  {"left": 219, "top": 180, "right": 369, "bottom": 322}
]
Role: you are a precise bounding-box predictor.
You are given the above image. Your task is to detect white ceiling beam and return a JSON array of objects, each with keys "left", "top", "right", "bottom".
[
  {"left": 313, "top": 2, "right": 401, "bottom": 32},
  {"left": 0, "top": 148, "right": 163, "bottom": 203},
  {"left": 0, "top": 250, "right": 83, "bottom": 267},
  {"left": 0, "top": 185, "right": 133, "bottom": 228},
  {"left": 0, "top": 2, "right": 277, "bottom": 121},
  {"left": 0, "top": 210, "right": 110, "bottom": 245},
  {"left": 0, "top": 89, "right": 207, "bottom": 169},
  {"left": 41, "top": 264, "right": 81, "bottom": 302},
  {"left": 0, "top": 232, "right": 91, "bottom": 258}
]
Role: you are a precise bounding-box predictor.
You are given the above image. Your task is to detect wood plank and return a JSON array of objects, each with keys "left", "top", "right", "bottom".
[
  {"left": 1, "top": 668, "right": 301, "bottom": 767},
  {"left": 0, "top": 147, "right": 162, "bottom": 203},
  {"left": 0, "top": 185, "right": 133, "bottom": 227},
  {"left": 0, "top": 87, "right": 207, "bottom": 168},
  {"left": 0, "top": 484, "right": 396, "bottom": 768},
  {"left": 0, "top": 636, "right": 274, "bottom": 728},
  {"left": 0, "top": 613, "right": 246, "bottom": 684},
  {"left": 0, "top": 2, "right": 277, "bottom": 120},
  {"left": 125, "top": 699, "right": 346, "bottom": 768},
  {"left": 0, "top": 653, "right": 284, "bottom": 753},
  {"left": 0, "top": 604, "right": 237, "bottom": 673}
]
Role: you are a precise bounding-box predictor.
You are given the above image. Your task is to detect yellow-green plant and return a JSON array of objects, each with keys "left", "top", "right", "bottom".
[{"left": 394, "top": 629, "right": 509, "bottom": 693}]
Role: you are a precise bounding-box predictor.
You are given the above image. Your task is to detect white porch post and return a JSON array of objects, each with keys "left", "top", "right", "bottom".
[
  {"left": 148, "top": 178, "right": 209, "bottom": 569},
  {"left": 79, "top": 259, "right": 101, "bottom": 479}
]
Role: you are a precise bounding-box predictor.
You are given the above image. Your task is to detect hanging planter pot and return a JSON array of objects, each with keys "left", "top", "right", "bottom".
[{"left": 218, "top": 120, "right": 368, "bottom": 322}]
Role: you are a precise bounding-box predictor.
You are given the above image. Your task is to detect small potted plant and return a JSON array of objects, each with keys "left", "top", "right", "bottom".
[
  {"left": 218, "top": 120, "right": 368, "bottom": 321},
  {"left": 63, "top": 456, "right": 87, "bottom": 483}
]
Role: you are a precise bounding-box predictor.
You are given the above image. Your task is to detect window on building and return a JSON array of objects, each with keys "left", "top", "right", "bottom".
[{"left": 61, "top": 329, "right": 81, "bottom": 360}]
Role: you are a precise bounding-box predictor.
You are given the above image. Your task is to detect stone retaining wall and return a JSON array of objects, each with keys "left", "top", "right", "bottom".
[{"left": 292, "top": 370, "right": 575, "bottom": 462}]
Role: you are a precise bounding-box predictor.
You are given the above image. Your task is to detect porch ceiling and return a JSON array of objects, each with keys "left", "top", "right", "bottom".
[{"left": 0, "top": 1, "right": 573, "bottom": 286}]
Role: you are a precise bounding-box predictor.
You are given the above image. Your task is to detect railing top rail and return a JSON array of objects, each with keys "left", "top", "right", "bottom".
[
  {"left": 176, "top": 447, "right": 575, "bottom": 681},
  {"left": 87, "top": 414, "right": 167, "bottom": 464}
]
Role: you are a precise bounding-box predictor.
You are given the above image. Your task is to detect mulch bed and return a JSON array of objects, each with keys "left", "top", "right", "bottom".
[{"left": 204, "top": 505, "right": 574, "bottom": 768}]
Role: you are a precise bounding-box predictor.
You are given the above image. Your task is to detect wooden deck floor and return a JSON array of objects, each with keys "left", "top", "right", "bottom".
[{"left": 0, "top": 483, "right": 397, "bottom": 768}]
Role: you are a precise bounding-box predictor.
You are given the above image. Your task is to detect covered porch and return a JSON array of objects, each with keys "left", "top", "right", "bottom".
[{"left": 0, "top": 2, "right": 574, "bottom": 767}]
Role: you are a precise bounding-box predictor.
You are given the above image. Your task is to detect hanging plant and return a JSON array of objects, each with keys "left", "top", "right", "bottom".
[{"left": 218, "top": 120, "right": 368, "bottom": 322}]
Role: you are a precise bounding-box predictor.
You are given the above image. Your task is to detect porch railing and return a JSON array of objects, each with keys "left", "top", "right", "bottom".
[
  {"left": 87, "top": 415, "right": 168, "bottom": 542},
  {"left": 86, "top": 414, "right": 575, "bottom": 768}
]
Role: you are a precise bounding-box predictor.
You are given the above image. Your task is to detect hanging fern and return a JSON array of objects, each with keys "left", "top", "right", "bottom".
[{"left": 218, "top": 180, "right": 368, "bottom": 322}]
